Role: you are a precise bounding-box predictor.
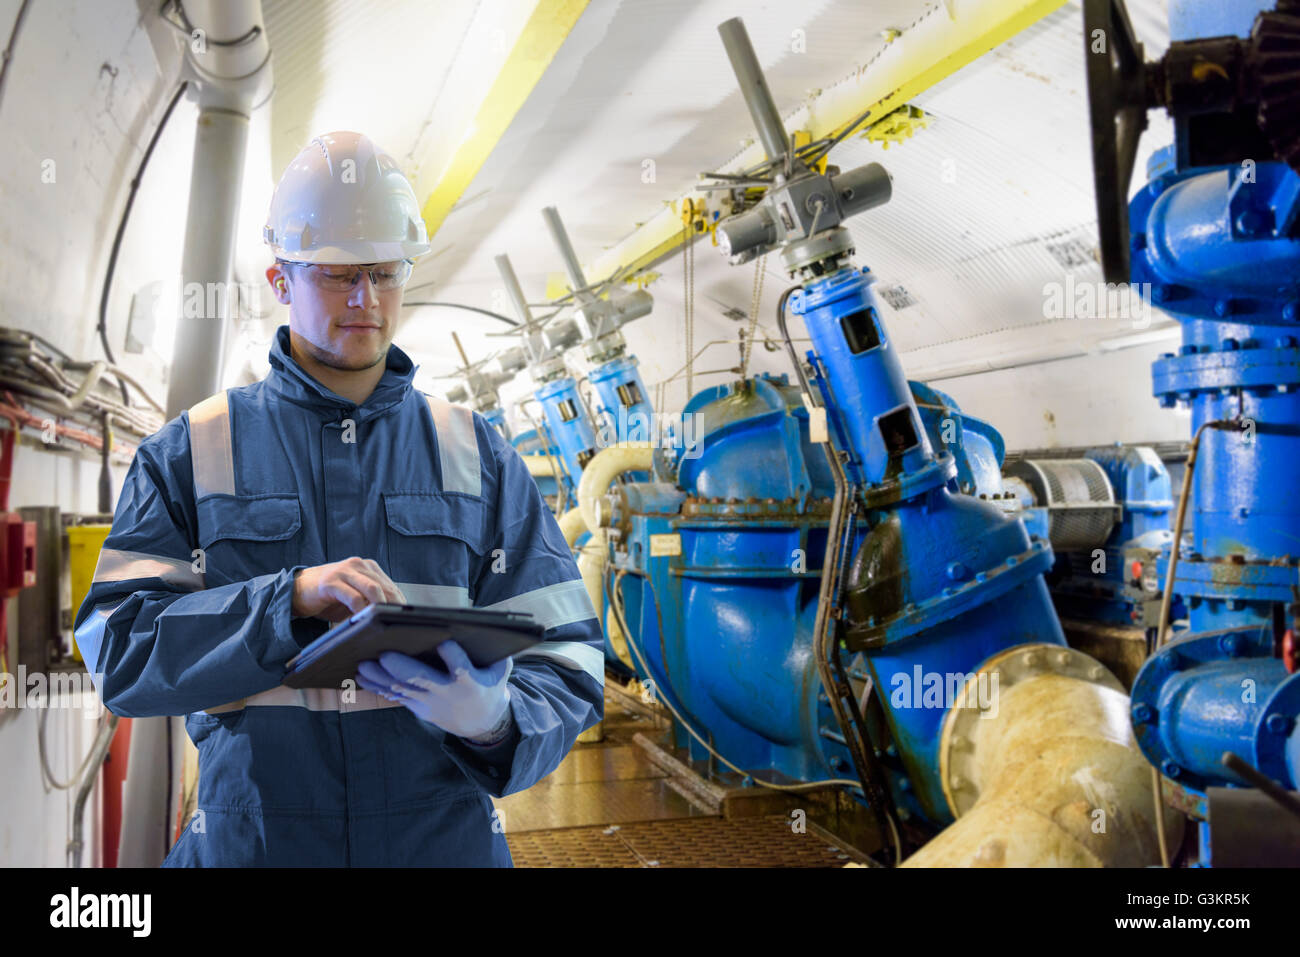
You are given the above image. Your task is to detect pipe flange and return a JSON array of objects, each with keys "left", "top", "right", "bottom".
[
  {"left": 1254, "top": 670, "right": 1300, "bottom": 789},
  {"left": 680, "top": 495, "right": 831, "bottom": 521},
  {"left": 939, "top": 643, "right": 1124, "bottom": 818}
]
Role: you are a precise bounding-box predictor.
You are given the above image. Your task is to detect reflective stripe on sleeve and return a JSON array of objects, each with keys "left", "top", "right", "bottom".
[
  {"left": 515, "top": 640, "right": 605, "bottom": 686},
  {"left": 393, "top": 582, "right": 471, "bottom": 608},
  {"left": 425, "top": 395, "right": 481, "bottom": 497},
  {"left": 188, "top": 390, "right": 235, "bottom": 498},
  {"left": 93, "top": 548, "right": 205, "bottom": 591},
  {"left": 204, "top": 686, "right": 405, "bottom": 715},
  {"left": 478, "top": 578, "right": 596, "bottom": 630}
]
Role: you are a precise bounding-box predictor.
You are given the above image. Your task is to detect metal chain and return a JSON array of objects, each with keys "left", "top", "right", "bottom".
[
  {"left": 682, "top": 214, "right": 696, "bottom": 400},
  {"left": 740, "top": 253, "right": 767, "bottom": 379}
]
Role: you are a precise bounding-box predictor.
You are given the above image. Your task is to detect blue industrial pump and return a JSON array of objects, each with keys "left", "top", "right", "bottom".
[
  {"left": 1084, "top": 0, "right": 1300, "bottom": 864},
  {"left": 540, "top": 206, "right": 656, "bottom": 473},
  {"left": 495, "top": 211, "right": 657, "bottom": 506},
  {"left": 601, "top": 17, "right": 1095, "bottom": 858},
  {"left": 443, "top": 334, "right": 514, "bottom": 441},
  {"left": 495, "top": 240, "right": 657, "bottom": 672},
  {"left": 493, "top": 251, "right": 599, "bottom": 511},
  {"left": 1004, "top": 447, "right": 1175, "bottom": 631}
]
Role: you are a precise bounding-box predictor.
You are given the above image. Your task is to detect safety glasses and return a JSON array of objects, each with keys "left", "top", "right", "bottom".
[{"left": 285, "top": 259, "right": 414, "bottom": 292}]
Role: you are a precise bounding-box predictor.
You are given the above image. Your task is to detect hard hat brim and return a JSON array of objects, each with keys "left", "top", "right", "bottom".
[{"left": 270, "top": 241, "right": 431, "bottom": 265}]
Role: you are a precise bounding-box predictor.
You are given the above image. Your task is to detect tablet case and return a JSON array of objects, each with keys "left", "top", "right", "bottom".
[{"left": 283, "top": 603, "right": 546, "bottom": 690}]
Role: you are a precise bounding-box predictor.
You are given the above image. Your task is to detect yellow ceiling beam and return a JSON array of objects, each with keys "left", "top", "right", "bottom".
[
  {"left": 420, "top": 0, "right": 590, "bottom": 239},
  {"left": 586, "top": 0, "right": 1068, "bottom": 282}
]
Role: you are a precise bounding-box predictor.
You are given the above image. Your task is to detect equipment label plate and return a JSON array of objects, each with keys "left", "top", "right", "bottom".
[{"left": 649, "top": 533, "right": 682, "bottom": 557}]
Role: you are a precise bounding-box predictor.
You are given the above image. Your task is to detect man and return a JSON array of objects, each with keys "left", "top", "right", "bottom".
[{"left": 73, "top": 131, "right": 604, "bottom": 866}]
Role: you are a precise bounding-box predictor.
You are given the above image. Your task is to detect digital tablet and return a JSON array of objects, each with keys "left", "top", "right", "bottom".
[{"left": 283, "top": 603, "right": 546, "bottom": 690}]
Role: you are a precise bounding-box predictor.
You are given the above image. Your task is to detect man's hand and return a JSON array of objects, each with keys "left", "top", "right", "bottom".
[
  {"left": 356, "top": 643, "right": 513, "bottom": 739},
  {"left": 291, "top": 557, "right": 407, "bottom": 622}
]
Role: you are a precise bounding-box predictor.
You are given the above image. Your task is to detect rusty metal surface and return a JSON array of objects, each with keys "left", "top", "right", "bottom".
[
  {"left": 681, "top": 495, "right": 833, "bottom": 521},
  {"left": 506, "top": 815, "right": 863, "bottom": 868}
]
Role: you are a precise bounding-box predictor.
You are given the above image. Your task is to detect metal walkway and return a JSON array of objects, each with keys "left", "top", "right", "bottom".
[{"left": 492, "top": 683, "right": 870, "bottom": 867}]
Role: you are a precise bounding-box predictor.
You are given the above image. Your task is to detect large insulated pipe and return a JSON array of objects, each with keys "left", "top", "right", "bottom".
[
  {"left": 902, "top": 644, "right": 1183, "bottom": 867},
  {"left": 165, "top": 0, "right": 272, "bottom": 417},
  {"left": 541, "top": 207, "right": 593, "bottom": 302},
  {"left": 717, "top": 18, "right": 790, "bottom": 164}
]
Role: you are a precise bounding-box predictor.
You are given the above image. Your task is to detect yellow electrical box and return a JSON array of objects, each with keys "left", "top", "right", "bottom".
[{"left": 67, "top": 524, "right": 112, "bottom": 663}]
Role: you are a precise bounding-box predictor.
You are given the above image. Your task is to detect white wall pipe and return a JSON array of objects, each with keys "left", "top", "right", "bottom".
[{"left": 165, "top": 0, "right": 272, "bottom": 417}]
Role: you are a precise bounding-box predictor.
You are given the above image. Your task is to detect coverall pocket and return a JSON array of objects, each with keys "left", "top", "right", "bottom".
[
  {"left": 184, "top": 708, "right": 247, "bottom": 747},
  {"left": 382, "top": 492, "right": 489, "bottom": 588},
  {"left": 196, "top": 493, "right": 303, "bottom": 585}
]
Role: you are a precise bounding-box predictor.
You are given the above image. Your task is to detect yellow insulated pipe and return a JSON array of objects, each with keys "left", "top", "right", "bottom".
[
  {"left": 902, "top": 644, "right": 1183, "bottom": 868},
  {"left": 523, "top": 454, "right": 565, "bottom": 479},
  {"left": 572, "top": 443, "right": 653, "bottom": 673},
  {"left": 568, "top": 443, "right": 654, "bottom": 743},
  {"left": 557, "top": 506, "right": 587, "bottom": 546}
]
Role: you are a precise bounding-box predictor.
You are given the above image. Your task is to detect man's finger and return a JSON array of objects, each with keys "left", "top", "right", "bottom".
[
  {"left": 434, "top": 640, "right": 473, "bottom": 676},
  {"left": 361, "top": 558, "right": 406, "bottom": 604},
  {"left": 355, "top": 672, "right": 403, "bottom": 701},
  {"left": 481, "top": 655, "right": 513, "bottom": 687},
  {"left": 333, "top": 568, "right": 387, "bottom": 610},
  {"left": 358, "top": 658, "right": 410, "bottom": 693},
  {"left": 380, "top": 650, "right": 453, "bottom": 689}
]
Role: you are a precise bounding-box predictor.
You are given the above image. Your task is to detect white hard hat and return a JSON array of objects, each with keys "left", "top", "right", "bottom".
[{"left": 264, "top": 131, "right": 431, "bottom": 264}]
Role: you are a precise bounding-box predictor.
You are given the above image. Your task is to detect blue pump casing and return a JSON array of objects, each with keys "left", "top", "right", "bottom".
[
  {"left": 534, "top": 377, "right": 599, "bottom": 499},
  {"left": 1126, "top": 0, "right": 1300, "bottom": 832}
]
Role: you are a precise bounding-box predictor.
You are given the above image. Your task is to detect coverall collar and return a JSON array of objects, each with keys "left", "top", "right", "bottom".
[{"left": 267, "top": 324, "right": 416, "bottom": 420}]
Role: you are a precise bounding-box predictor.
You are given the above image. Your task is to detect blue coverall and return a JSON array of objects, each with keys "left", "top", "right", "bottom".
[{"left": 73, "top": 325, "right": 605, "bottom": 866}]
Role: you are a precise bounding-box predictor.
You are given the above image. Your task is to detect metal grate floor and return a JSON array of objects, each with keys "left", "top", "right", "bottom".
[
  {"left": 495, "top": 687, "right": 865, "bottom": 867},
  {"left": 506, "top": 815, "right": 861, "bottom": 868}
]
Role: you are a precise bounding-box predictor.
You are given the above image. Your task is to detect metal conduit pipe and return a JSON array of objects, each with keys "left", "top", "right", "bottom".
[
  {"left": 902, "top": 644, "right": 1184, "bottom": 867},
  {"left": 165, "top": 0, "right": 272, "bottom": 417}
]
